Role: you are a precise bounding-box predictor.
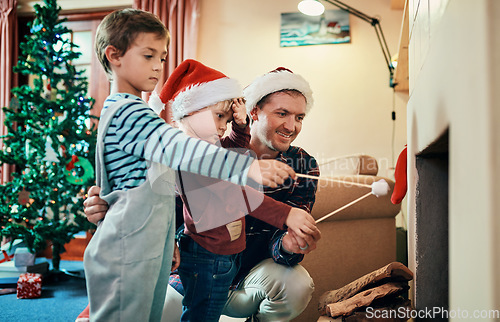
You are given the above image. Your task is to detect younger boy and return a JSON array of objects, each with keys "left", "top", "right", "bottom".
[
  {"left": 84, "top": 9, "right": 297, "bottom": 321},
  {"left": 158, "top": 59, "right": 317, "bottom": 321}
]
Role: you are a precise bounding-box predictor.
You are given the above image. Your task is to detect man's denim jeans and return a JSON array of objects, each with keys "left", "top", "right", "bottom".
[{"left": 178, "top": 233, "right": 240, "bottom": 322}]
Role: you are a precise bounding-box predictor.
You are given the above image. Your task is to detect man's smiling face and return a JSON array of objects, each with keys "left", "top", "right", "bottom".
[{"left": 250, "top": 91, "right": 306, "bottom": 155}]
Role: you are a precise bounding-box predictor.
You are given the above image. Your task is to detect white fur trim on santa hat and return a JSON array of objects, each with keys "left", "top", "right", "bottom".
[
  {"left": 148, "top": 91, "right": 165, "bottom": 115},
  {"left": 171, "top": 77, "right": 242, "bottom": 121},
  {"left": 243, "top": 70, "right": 313, "bottom": 114}
]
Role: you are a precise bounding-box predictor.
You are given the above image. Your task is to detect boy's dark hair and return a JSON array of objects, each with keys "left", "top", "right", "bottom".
[{"left": 95, "top": 8, "right": 170, "bottom": 75}]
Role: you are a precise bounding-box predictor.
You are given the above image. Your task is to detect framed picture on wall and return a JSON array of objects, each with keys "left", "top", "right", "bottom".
[{"left": 280, "top": 9, "right": 350, "bottom": 47}]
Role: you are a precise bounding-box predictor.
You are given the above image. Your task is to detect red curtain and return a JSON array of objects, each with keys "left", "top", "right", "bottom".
[
  {"left": 0, "top": 0, "right": 18, "bottom": 184},
  {"left": 134, "top": 0, "right": 200, "bottom": 122}
]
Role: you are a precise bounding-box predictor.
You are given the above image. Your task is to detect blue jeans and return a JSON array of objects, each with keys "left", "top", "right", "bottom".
[{"left": 177, "top": 233, "right": 240, "bottom": 322}]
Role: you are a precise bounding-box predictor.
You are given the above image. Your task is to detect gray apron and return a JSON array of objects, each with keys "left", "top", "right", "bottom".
[{"left": 84, "top": 99, "right": 176, "bottom": 321}]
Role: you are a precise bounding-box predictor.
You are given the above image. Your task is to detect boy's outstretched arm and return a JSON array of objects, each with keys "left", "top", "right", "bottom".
[{"left": 84, "top": 159, "right": 297, "bottom": 223}]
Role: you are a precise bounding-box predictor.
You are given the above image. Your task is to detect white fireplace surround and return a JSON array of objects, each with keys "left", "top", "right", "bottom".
[{"left": 407, "top": 0, "right": 500, "bottom": 316}]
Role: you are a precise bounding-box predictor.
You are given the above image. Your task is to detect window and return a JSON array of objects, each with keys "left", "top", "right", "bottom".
[{"left": 63, "top": 14, "right": 111, "bottom": 120}]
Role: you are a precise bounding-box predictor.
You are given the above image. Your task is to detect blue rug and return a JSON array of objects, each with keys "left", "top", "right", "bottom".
[{"left": 0, "top": 260, "right": 88, "bottom": 322}]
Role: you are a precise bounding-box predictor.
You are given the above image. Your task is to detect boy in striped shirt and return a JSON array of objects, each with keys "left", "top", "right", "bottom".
[{"left": 83, "top": 9, "right": 296, "bottom": 322}]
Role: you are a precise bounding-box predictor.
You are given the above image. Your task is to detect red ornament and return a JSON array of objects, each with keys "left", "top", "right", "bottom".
[
  {"left": 60, "top": 145, "right": 67, "bottom": 158},
  {"left": 66, "top": 155, "right": 79, "bottom": 171}
]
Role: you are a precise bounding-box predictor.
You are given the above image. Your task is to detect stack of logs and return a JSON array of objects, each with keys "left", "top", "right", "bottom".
[{"left": 317, "top": 262, "right": 413, "bottom": 321}]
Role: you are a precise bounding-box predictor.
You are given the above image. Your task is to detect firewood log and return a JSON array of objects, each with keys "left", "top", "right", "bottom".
[
  {"left": 326, "top": 282, "right": 406, "bottom": 318},
  {"left": 318, "top": 262, "right": 413, "bottom": 315}
]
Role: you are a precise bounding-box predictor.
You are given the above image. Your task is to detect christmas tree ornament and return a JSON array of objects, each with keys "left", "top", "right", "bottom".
[
  {"left": 59, "top": 144, "right": 67, "bottom": 157},
  {"left": 25, "top": 139, "right": 32, "bottom": 159},
  {"left": 65, "top": 156, "right": 94, "bottom": 185},
  {"left": 42, "top": 137, "right": 59, "bottom": 162},
  {"left": 18, "top": 189, "right": 31, "bottom": 205},
  {"left": 55, "top": 110, "right": 67, "bottom": 122},
  {"left": 43, "top": 79, "right": 57, "bottom": 101}
]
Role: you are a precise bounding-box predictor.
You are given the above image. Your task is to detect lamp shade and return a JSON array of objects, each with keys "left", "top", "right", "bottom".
[{"left": 298, "top": 0, "right": 325, "bottom": 16}]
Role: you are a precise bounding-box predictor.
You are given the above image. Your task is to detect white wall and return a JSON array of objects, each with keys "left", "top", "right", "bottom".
[
  {"left": 196, "top": 0, "right": 407, "bottom": 178},
  {"left": 408, "top": 0, "right": 500, "bottom": 318}
]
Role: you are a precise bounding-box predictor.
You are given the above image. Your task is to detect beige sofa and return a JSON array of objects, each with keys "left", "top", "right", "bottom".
[{"left": 294, "top": 155, "right": 401, "bottom": 321}]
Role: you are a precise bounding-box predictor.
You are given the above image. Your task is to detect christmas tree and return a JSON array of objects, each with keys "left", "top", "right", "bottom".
[{"left": 0, "top": 0, "right": 97, "bottom": 271}]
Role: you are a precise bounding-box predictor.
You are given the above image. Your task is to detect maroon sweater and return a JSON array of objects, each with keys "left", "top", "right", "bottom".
[{"left": 179, "top": 122, "right": 291, "bottom": 255}]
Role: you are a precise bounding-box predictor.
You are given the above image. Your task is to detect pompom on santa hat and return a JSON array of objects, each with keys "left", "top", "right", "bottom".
[
  {"left": 243, "top": 67, "right": 314, "bottom": 114},
  {"left": 158, "top": 59, "right": 242, "bottom": 121}
]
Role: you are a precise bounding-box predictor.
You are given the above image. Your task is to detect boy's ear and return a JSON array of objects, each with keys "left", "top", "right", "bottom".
[{"left": 105, "top": 45, "right": 121, "bottom": 67}]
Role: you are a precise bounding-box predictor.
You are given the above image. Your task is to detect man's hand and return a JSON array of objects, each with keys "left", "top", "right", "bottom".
[
  {"left": 231, "top": 98, "right": 247, "bottom": 128},
  {"left": 171, "top": 244, "right": 180, "bottom": 271},
  {"left": 248, "top": 159, "right": 296, "bottom": 188},
  {"left": 282, "top": 229, "right": 321, "bottom": 255},
  {"left": 83, "top": 186, "right": 108, "bottom": 224}
]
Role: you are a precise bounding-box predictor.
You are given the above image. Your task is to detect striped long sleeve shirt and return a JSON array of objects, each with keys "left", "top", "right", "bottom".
[{"left": 101, "top": 93, "right": 253, "bottom": 191}]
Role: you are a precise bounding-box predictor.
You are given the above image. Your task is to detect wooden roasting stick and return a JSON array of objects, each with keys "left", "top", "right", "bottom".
[
  {"left": 295, "top": 173, "right": 375, "bottom": 223},
  {"left": 314, "top": 192, "right": 372, "bottom": 223},
  {"left": 295, "top": 173, "right": 372, "bottom": 188}
]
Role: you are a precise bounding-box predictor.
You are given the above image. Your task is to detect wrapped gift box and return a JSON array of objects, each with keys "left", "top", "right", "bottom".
[{"left": 17, "top": 273, "right": 42, "bottom": 299}]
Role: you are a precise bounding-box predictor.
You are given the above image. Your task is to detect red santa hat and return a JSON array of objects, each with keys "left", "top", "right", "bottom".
[
  {"left": 159, "top": 59, "right": 242, "bottom": 121},
  {"left": 243, "top": 67, "right": 314, "bottom": 114}
]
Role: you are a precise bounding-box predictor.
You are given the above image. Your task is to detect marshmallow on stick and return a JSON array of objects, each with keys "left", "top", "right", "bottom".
[{"left": 370, "top": 179, "right": 390, "bottom": 197}]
